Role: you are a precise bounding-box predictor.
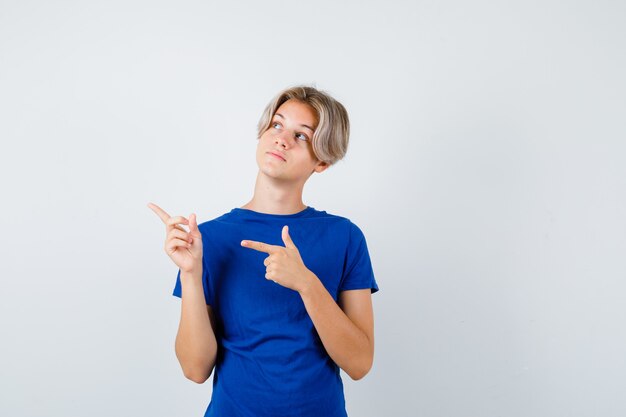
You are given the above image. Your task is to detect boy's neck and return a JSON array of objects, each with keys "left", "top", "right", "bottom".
[
  {"left": 240, "top": 171, "right": 308, "bottom": 215},
  {"left": 240, "top": 201, "right": 308, "bottom": 215}
]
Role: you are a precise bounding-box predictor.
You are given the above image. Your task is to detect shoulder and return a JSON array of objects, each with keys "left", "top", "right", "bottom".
[
  {"left": 310, "top": 209, "right": 370, "bottom": 248},
  {"left": 310, "top": 208, "right": 362, "bottom": 230}
]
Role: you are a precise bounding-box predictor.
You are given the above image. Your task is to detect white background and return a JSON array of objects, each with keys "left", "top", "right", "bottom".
[{"left": 1, "top": 1, "right": 625, "bottom": 416}]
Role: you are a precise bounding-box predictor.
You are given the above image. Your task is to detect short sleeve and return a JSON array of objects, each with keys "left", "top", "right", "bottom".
[
  {"left": 172, "top": 258, "right": 214, "bottom": 306},
  {"left": 338, "top": 221, "right": 379, "bottom": 294}
]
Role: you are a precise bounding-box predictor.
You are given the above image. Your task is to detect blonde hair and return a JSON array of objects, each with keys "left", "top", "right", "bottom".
[{"left": 257, "top": 85, "right": 350, "bottom": 166}]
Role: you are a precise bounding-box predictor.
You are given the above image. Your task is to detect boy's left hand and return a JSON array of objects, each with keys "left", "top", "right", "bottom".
[{"left": 241, "top": 225, "right": 314, "bottom": 293}]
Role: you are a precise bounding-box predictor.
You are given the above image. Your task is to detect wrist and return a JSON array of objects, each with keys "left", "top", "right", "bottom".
[
  {"left": 298, "top": 270, "right": 319, "bottom": 297},
  {"left": 180, "top": 265, "right": 202, "bottom": 279}
]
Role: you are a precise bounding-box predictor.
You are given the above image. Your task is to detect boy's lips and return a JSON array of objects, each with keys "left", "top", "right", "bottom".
[{"left": 267, "top": 151, "right": 286, "bottom": 161}]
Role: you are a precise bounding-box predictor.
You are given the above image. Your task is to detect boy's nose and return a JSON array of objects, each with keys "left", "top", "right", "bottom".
[{"left": 275, "top": 133, "right": 291, "bottom": 147}]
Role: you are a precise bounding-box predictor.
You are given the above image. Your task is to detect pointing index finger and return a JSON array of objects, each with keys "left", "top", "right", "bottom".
[
  {"left": 241, "top": 240, "right": 276, "bottom": 254},
  {"left": 147, "top": 202, "right": 171, "bottom": 224}
]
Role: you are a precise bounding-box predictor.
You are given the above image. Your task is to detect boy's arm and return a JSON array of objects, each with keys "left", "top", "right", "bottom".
[
  {"left": 239, "top": 227, "right": 375, "bottom": 380},
  {"left": 299, "top": 274, "right": 374, "bottom": 380},
  {"left": 175, "top": 269, "right": 218, "bottom": 383}
]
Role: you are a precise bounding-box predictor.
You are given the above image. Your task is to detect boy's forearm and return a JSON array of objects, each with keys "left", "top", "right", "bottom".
[
  {"left": 175, "top": 269, "right": 218, "bottom": 383},
  {"left": 298, "top": 273, "right": 373, "bottom": 380}
]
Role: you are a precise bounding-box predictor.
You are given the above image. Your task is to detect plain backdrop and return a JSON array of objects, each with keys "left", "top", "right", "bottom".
[{"left": 1, "top": 1, "right": 625, "bottom": 416}]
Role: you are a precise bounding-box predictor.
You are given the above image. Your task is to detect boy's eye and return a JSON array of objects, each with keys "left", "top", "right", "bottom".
[{"left": 272, "top": 121, "right": 308, "bottom": 142}]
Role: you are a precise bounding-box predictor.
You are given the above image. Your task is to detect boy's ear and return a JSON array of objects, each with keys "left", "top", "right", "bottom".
[{"left": 313, "top": 160, "right": 330, "bottom": 174}]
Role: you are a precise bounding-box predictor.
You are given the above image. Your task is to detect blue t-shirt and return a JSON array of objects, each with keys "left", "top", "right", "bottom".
[{"left": 172, "top": 206, "right": 379, "bottom": 417}]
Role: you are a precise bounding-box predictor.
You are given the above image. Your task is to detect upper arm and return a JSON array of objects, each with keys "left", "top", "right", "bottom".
[{"left": 338, "top": 289, "right": 374, "bottom": 350}]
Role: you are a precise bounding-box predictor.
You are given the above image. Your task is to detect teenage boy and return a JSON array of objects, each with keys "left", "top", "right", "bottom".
[{"left": 148, "top": 85, "right": 379, "bottom": 417}]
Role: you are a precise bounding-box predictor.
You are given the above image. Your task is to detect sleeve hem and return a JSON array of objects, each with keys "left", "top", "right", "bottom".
[{"left": 338, "top": 286, "right": 379, "bottom": 294}]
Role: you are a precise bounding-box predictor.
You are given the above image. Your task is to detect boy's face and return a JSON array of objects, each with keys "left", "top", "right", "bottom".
[{"left": 256, "top": 99, "right": 328, "bottom": 183}]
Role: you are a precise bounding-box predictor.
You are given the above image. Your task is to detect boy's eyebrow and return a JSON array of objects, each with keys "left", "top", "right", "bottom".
[{"left": 274, "top": 113, "right": 315, "bottom": 133}]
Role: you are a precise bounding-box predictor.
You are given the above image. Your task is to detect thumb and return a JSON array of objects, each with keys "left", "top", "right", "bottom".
[{"left": 282, "top": 225, "right": 296, "bottom": 249}]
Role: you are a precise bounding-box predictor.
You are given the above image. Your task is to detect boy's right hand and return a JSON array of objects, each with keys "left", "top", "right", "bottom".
[{"left": 147, "top": 202, "right": 203, "bottom": 274}]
